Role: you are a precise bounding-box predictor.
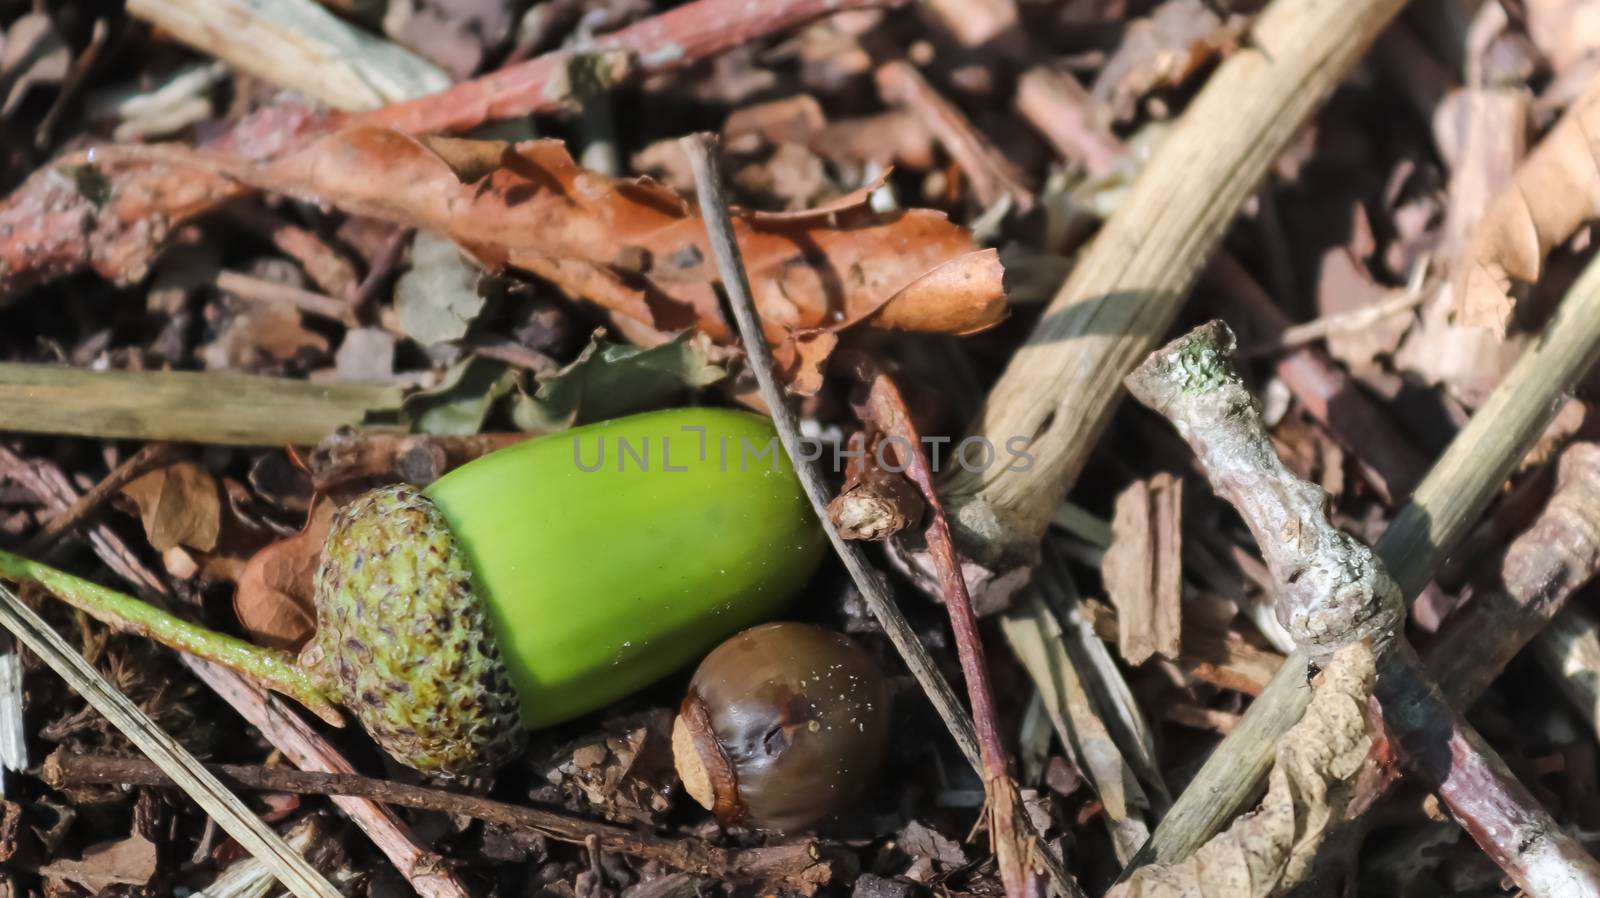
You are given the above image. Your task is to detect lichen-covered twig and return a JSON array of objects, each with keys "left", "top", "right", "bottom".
[
  {"left": 1126, "top": 321, "right": 1405, "bottom": 662},
  {"left": 1126, "top": 247, "right": 1600, "bottom": 872},
  {"left": 1126, "top": 322, "right": 1600, "bottom": 898}
]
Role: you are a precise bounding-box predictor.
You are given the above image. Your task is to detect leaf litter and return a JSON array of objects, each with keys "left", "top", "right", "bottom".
[{"left": 4, "top": 1, "right": 1600, "bottom": 897}]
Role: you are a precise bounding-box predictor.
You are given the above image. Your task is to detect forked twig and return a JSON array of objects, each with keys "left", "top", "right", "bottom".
[
  {"left": 1130, "top": 243, "right": 1600, "bottom": 873},
  {"left": 1126, "top": 322, "right": 1600, "bottom": 897}
]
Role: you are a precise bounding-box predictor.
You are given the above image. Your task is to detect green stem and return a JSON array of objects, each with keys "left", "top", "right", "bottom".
[{"left": 0, "top": 549, "right": 342, "bottom": 724}]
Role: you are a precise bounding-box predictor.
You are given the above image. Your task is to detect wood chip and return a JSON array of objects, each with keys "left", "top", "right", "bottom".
[{"left": 1102, "top": 474, "right": 1183, "bottom": 665}]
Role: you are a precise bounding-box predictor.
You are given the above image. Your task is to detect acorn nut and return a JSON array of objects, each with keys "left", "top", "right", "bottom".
[
  {"left": 0, "top": 409, "right": 826, "bottom": 777},
  {"left": 672, "top": 622, "right": 892, "bottom": 832}
]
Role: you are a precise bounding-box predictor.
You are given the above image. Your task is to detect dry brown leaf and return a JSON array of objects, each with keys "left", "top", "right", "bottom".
[
  {"left": 38, "top": 831, "right": 159, "bottom": 892},
  {"left": 1091, "top": 0, "right": 1244, "bottom": 121},
  {"left": 1317, "top": 231, "right": 1411, "bottom": 374},
  {"left": 198, "top": 127, "right": 1003, "bottom": 379},
  {"left": 1110, "top": 642, "right": 1376, "bottom": 898},
  {"left": 1457, "top": 73, "right": 1600, "bottom": 334},
  {"left": 233, "top": 500, "right": 336, "bottom": 651},
  {"left": 1102, "top": 474, "right": 1182, "bottom": 665},
  {"left": 119, "top": 462, "right": 221, "bottom": 554}
]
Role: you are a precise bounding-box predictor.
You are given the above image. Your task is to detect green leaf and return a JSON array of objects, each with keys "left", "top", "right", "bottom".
[
  {"left": 511, "top": 330, "right": 727, "bottom": 432},
  {"left": 403, "top": 356, "right": 519, "bottom": 435}
]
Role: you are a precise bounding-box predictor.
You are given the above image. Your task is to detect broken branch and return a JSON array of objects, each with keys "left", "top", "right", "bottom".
[{"left": 1126, "top": 322, "right": 1600, "bottom": 897}]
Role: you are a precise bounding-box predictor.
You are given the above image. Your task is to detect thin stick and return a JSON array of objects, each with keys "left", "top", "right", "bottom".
[
  {"left": 0, "top": 584, "right": 343, "bottom": 898},
  {"left": 873, "top": 60, "right": 1034, "bottom": 211},
  {"left": 40, "top": 751, "right": 829, "bottom": 883},
  {"left": 1129, "top": 247, "right": 1600, "bottom": 871},
  {"left": 215, "top": 271, "right": 356, "bottom": 325},
  {"left": 678, "top": 133, "right": 1082, "bottom": 898},
  {"left": 21, "top": 443, "right": 184, "bottom": 556},
  {"left": 678, "top": 134, "right": 979, "bottom": 771},
  {"left": 1240, "top": 289, "right": 1425, "bottom": 356}
]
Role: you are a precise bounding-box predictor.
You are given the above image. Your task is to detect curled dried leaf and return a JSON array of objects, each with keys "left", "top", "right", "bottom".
[
  {"left": 1110, "top": 642, "right": 1376, "bottom": 898},
  {"left": 200, "top": 128, "right": 1004, "bottom": 379}
]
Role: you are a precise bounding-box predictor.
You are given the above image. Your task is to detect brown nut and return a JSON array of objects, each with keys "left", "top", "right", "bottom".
[{"left": 671, "top": 622, "right": 891, "bottom": 832}]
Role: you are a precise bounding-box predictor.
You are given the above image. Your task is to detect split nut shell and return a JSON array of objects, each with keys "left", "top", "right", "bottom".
[{"left": 673, "top": 622, "right": 891, "bottom": 831}]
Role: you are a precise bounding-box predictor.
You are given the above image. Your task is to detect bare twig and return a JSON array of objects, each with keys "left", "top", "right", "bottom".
[
  {"left": 846, "top": 358, "right": 1045, "bottom": 898},
  {"left": 0, "top": 584, "right": 343, "bottom": 898},
  {"left": 21, "top": 443, "right": 184, "bottom": 557},
  {"left": 938, "top": 0, "right": 1410, "bottom": 600},
  {"left": 678, "top": 134, "right": 1082, "bottom": 898},
  {"left": 1125, "top": 322, "right": 1600, "bottom": 897},
  {"left": 1013, "top": 66, "right": 1122, "bottom": 178},
  {"left": 1131, "top": 246, "right": 1600, "bottom": 871},
  {"left": 1240, "top": 289, "right": 1425, "bottom": 356},
  {"left": 1425, "top": 443, "right": 1600, "bottom": 704},
  {"left": 41, "top": 751, "right": 837, "bottom": 885},
  {"left": 215, "top": 271, "right": 356, "bottom": 325},
  {"left": 873, "top": 60, "right": 1034, "bottom": 211}
]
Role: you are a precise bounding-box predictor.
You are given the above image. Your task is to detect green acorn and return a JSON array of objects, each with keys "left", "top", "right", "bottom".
[{"left": 0, "top": 409, "right": 825, "bottom": 776}]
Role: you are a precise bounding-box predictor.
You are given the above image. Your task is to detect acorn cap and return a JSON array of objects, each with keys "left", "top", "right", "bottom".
[{"left": 307, "top": 484, "right": 524, "bottom": 776}]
